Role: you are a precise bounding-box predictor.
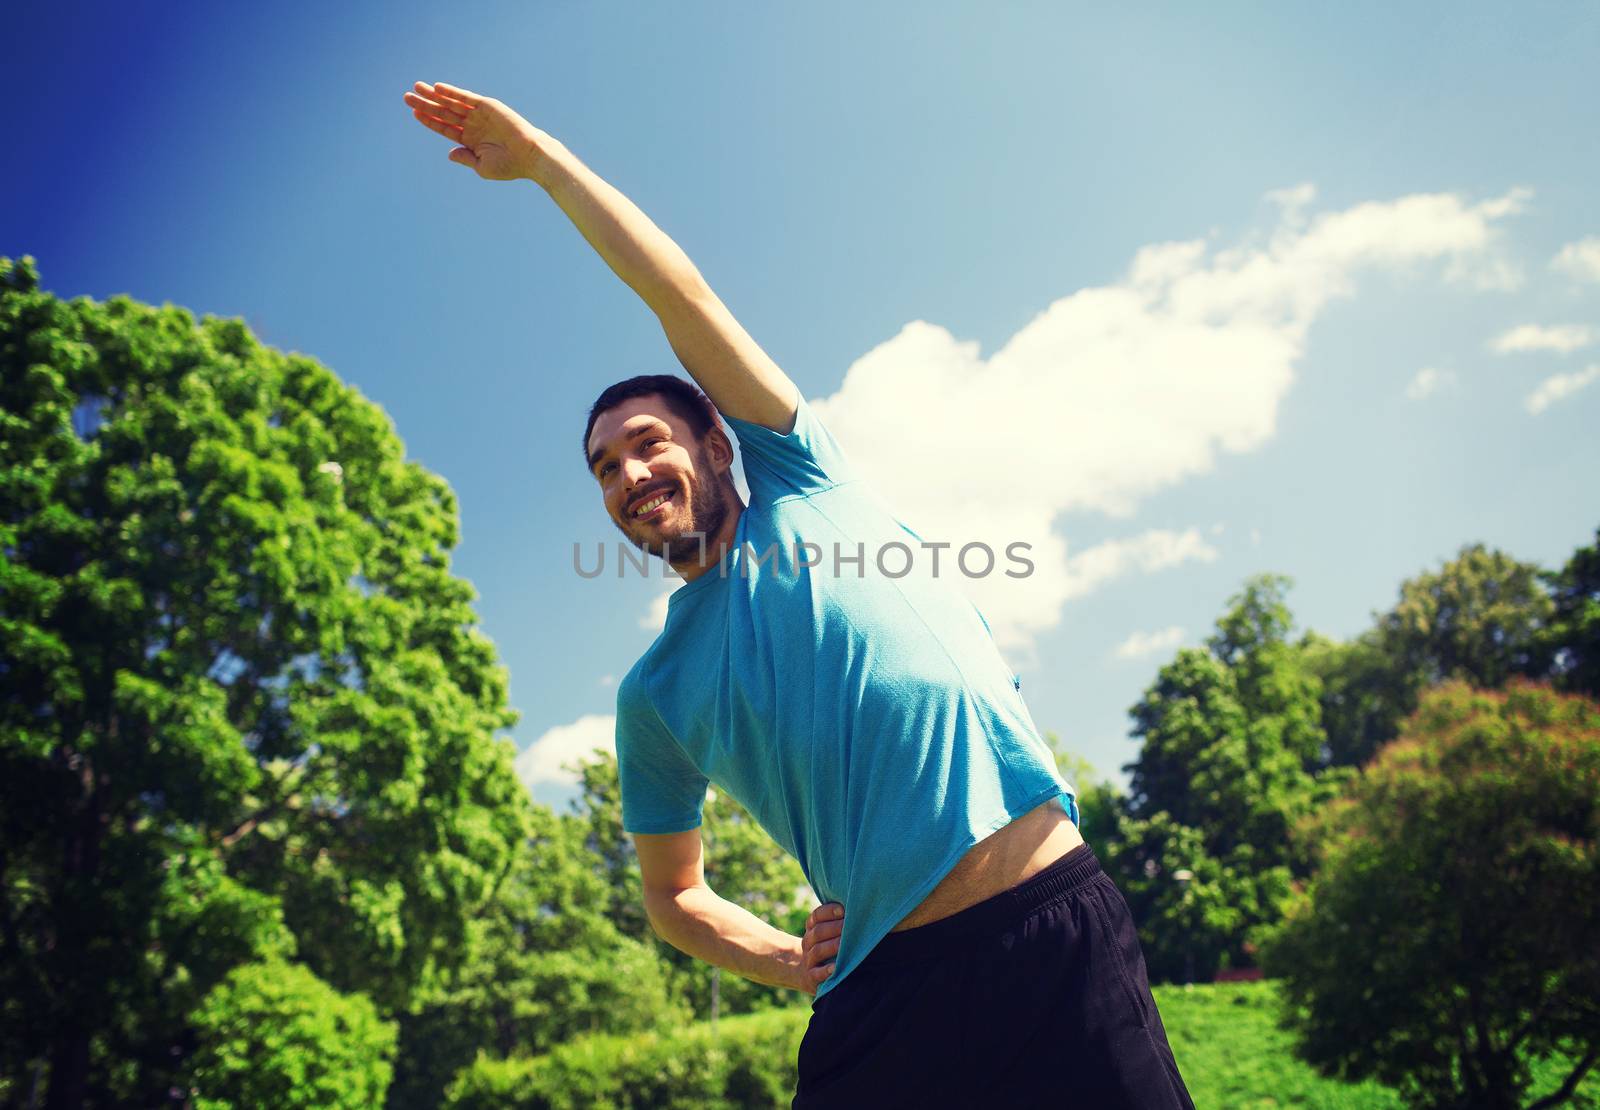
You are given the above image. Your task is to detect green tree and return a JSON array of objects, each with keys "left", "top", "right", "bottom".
[
  {"left": 0, "top": 257, "right": 529, "bottom": 1105},
  {"left": 1378, "top": 544, "right": 1555, "bottom": 689},
  {"left": 1052, "top": 730, "right": 1303, "bottom": 986},
  {"left": 1299, "top": 630, "right": 1414, "bottom": 767},
  {"left": 1261, "top": 681, "right": 1600, "bottom": 1110},
  {"left": 1043, "top": 733, "right": 1121, "bottom": 841},
  {"left": 1311, "top": 544, "right": 1556, "bottom": 767},
  {"left": 184, "top": 959, "right": 397, "bottom": 1110},
  {"left": 1543, "top": 525, "right": 1600, "bottom": 700},
  {"left": 569, "top": 751, "right": 812, "bottom": 1018},
  {"left": 572, "top": 751, "right": 650, "bottom": 942},
  {"left": 1118, "top": 575, "right": 1344, "bottom": 979},
  {"left": 387, "top": 804, "right": 686, "bottom": 1108}
]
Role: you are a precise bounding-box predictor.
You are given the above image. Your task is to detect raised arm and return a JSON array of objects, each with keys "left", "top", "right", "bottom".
[
  {"left": 403, "top": 80, "right": 799, "bottom": 433},
  {"left": 633, "top": 827, "right": 842, "bottom": 995}
]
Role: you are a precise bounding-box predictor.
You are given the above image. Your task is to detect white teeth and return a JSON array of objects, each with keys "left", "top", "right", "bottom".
[{"left": 633, "top": 493, "right": 670, "bottom": 517}]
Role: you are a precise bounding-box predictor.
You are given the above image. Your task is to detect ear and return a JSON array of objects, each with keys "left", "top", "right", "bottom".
[{"left": 704, "top": 425, "right": 735, "bottom": 474}]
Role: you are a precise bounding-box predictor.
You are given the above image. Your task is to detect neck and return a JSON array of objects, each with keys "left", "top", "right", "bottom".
[{"left": 670, "top": 498, "right": 745, "bottom": 583}]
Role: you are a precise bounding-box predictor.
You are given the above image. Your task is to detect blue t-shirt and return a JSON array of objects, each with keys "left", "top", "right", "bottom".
[{"left": 615, "top": 395, "right": 1077, "bottom": 998}]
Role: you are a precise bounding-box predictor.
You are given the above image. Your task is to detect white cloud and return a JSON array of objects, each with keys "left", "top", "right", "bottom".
[
  {"left": 1060, "top": 528, "right": 1219, "bottom": 601},
  {"left": 807, "top": 185, "right": 1527, "bottom": 649},
  {"left": 1448, "top": 254, "right": 1525, "bottom": 292},
  {"left": 1552, "top": 237, "right": 1600, "bottom": 283},
  {"left": 1113, "top": 625, "right": 1186, "bottom": 660},
  {"left": 1490, "top": 324, "right": 1595, "bottom": 355},
  {"left": 1406, "top": 366, "right": 1456, "bottom": 400},
  {"left": 1264, "top": 183, "right": 1317, "bottom": 230},
  {"left": 1525, "top": 365, "right": 1600, "bottom": 415},
  {"left": 514, "top": 713, "right": 616, "bottom": 793}
]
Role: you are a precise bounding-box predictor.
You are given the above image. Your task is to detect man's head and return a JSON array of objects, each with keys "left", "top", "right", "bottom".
[{"left": 583, "top": 375, "right": 739, "bottom": 565}]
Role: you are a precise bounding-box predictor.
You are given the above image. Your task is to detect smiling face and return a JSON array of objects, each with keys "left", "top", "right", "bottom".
[{"left": 585, "top": 393, "right": 738, "bottom": 568}]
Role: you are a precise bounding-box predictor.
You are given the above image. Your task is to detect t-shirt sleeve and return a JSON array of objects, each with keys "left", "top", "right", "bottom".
[
  {"left": 721, "top": 395, "right": 859, "bottom": 503},
  {"left": 615, "top": 670, "right": 708, "bottom": 835}
]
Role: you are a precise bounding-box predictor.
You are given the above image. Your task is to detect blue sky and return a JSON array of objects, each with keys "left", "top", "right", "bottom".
[{"left": 10, "top": 1, "right": 1599, "bottom": 808}]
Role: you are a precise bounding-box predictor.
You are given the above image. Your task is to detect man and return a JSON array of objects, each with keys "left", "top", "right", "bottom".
[{"left": 404, "top": 80, "right": 1195, "bottom": 1108}]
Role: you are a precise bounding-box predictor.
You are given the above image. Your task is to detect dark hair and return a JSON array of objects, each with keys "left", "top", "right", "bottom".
[{"left": 582, "top": 374, "right": 720, "bottom": 467}]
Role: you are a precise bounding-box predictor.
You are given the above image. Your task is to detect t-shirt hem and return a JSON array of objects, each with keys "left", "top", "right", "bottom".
[
  {"left": 813, "top": 782, "right": 1074, "bottom": 999},
  {"left": 622, "top": 818, "right": 704, "bottom": 836}
]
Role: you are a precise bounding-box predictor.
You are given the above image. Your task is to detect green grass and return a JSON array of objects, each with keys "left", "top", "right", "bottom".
[
  {"left": 1152, "top": 980, "right": 1599, "bottom": 1109},
  {"left": 1153, "top": 982, "right": 1402, "bottom": 1108}
]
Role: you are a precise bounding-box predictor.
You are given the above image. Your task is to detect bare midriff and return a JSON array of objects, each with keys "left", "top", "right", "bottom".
[{"left": 890, "top": 797, "right": 1086, "bottom": 932}]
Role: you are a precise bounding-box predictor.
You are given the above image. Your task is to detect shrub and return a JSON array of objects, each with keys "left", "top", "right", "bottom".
[
  {"left": 1261, "top": 681, "right": 1600, "bottom": 1109},
  {"left": 443, "top": 1007, "right": 808, "bottom": 1109},
  {"left": 184, "top": 960, "right": 396, "bottom": 1109}
]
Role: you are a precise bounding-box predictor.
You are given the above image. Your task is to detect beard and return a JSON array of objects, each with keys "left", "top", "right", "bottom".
[{"left": 614, "top": 455, "right": 732, "bottom": 565}]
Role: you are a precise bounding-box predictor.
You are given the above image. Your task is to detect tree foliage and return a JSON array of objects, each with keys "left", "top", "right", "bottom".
[
  {"left": 570, "top": 751, "right": 812, "bottom": 1018},
  {"left": 1378, "top": 544, "right": 1555, "bottom": 690},
  {"left": 0, "top": 256, "right": 529, "bottom": 1105},
  {"left": 1310, "top": 544, "right": 1555, "bottom": 767},
  {"left": 387, "top": 804, "right": 685, "bottom": 1108},
  {"left": 1261, "top": 681, "right": 1600, "bottom": 1110},
  {"left": 407, "top": 751, "right": 813, "bottom": 1103},
  {"left": 571, "top": 751, "right": 650, "bottom": 942},
  {"left": 1299, "top": 630, "right": 1409, "bottom": 767},
  {"left": 442, "top": 1008, "right": 808, "bottom": 1110},
  {"left": 1111, "top": 574, "right": 1345, "bottom": 979},
  {"left": 184, "top": 959, "right": 396, "bottom": 1110},
  {"left": 1544, "top": 526, "right": 1600, "bottom": 701}
]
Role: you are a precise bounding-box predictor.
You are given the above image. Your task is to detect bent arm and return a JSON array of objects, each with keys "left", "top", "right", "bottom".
[
  {"left": 525, "top": 137, "right": 799, "bottom": 433},
  {"left": 634, "top": 828, "right": 808, "bottom": 992}
]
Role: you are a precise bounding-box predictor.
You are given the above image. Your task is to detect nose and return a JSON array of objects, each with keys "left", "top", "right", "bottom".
[{"left": 621, "top": 455, "right": 653, "bottom": 490}]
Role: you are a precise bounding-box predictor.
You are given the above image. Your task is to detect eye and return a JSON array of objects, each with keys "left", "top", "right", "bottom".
[
  {"left": 597, "top": 461, "right": 617, "bottom": 479},
  {"left": 643, "top": 437, "right": 664, "bottom": 450}
]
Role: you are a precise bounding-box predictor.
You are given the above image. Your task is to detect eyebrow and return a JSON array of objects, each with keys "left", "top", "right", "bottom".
[{"left": 587, "top": 419, "right": 671, "bottom": 474}]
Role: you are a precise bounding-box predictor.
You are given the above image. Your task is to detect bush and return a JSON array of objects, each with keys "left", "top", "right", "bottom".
[
  {"left": 1261, "top": 681, "right": 1600, "bottom": 1109},
  {"left": 184, "top": 959, "right": 396, "bottom": 1109},
  {"left": 443, "top": 1007, "right": 808, "bottom": 1110}
]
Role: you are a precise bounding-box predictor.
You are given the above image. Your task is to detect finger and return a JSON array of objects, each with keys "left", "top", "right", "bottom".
[
  {"left": 411, "top": 108, "right": 463, "bottom": 140},
  {"left": 805, "top": 920, "right": 844, "bottom": 945},
  {"left": 431, "top": 81, "right": 485, "bottom": 107},
  {"left": 811, "top": 962, "right": 835, "bottom": 981},
  {"left": 412, "top": 81, "right": 476, "bottom": 115},
  {"left": 806, "top": 903, "right": 844, "bottom": 930},
  {"left": 403, "top": 90, "right": 464, "bottom": 123},
  {"left": 447, "top": 146, "right": 479, "bottom": 169}
]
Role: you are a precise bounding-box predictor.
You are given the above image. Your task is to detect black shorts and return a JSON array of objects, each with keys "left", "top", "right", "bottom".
[{"left": 793, "top": 843, "right": 1196, "bottom": 1109}]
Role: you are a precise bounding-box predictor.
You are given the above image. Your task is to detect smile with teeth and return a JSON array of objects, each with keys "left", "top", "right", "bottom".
[{"left": 633, "top": 491, "right": 674, "bottom": 518}]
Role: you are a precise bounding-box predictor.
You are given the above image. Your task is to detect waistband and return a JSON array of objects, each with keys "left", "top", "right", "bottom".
[{"left": 860, "top": 842, "right": 1104, "bottom": 970}]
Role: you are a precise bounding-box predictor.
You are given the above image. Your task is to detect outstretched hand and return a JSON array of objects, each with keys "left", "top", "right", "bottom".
[{"left": 402, "top": 81, "right": 554, "bottom": 182}]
